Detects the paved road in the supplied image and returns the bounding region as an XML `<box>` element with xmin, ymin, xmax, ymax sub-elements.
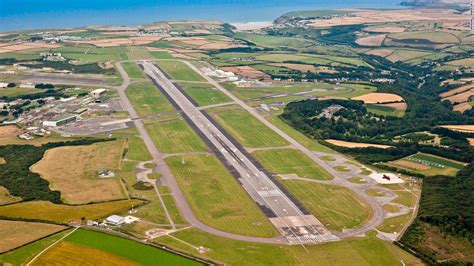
<box><xmin>182</xmin><ymin>60</ymin><xmax>387</xmax><ymax>239</ymax></box>
<box><xmin>141</xmin><ymin>61</ymin><xmax>337</xmax><ymax>244</ymax></box>
<box><xmin>114</xmin><ymin>62</ymin><xmax>287</xmax><ymax>244</ymax></box>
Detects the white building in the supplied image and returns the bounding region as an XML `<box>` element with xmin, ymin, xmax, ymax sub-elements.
<box><xmin>0</xmin><ymin>83</ymin><xmax>9</xmax><ymax>88</ymax></box>
<box><xmin>91</xmin><ymin>88</ymin><xmax>107</xmax><ymax>97</ymax></box>
<box><xmin>42</xmin><ymin>114</ymin><xmax>77</xmax><ymax>127</ymax></box>
<box><xmin>105</xmin><ymin>215</ymin><xmax>125</xmax><ymax>226</ymax></box>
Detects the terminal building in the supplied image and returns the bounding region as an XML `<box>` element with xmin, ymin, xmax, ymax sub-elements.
<box><xmin>42</xmin><ymin>114</ymin><xmax>77</xmax><ymax>127</ymax></box>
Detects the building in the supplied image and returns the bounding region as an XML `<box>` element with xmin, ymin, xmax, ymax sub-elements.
<box><xmin>91</xmin><ymin>88</ymin><xmax>107</xmax><ymax>97</ymax></box>
<box><xmin>105</xmin><ymin>215</ymin><xmax>125</xmax><ymax>226</ymax></box>
<box><xmin>42</xmin><ymin>114</ymin><xmax>77</xmax><ymax>127</ymax></box>
<box><xmin>0</xmin><ymin>83</ymin><xmax>9</xmax><ymax>88</ymax></box>
<box><xmin>20</xmin><ymin>83</ymin><xmax>35</xmax><ymax>89</ymax></box>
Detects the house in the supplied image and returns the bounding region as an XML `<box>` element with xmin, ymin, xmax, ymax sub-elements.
<box><xmin>91</xmin><ymin>88</ymin><xmax>107</xmax><ymax>97</ymax></box>
<box><xmin>105</xmin><ymin>215</ymin><xmax>125</xmax><ymax>226</ymax></box>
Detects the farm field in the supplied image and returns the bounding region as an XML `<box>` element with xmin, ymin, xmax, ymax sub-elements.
<box><xmin>351</xmin><ymin>93</ymin><xmax>404</xmax><ymax>104</ymax></box>
<box><xmin>32</xmin><ymin>229</ymin><xmax>202</xmax><ymax>265</ymax></box>
<box><xmin>122</xmin><ymin>62</ymin><xmax>145</xmax><ymax>79</ymax></box>
<box><xmin>389</xmin><ymin>31</ymin><xmax>459</xmax><ymax>44</ymax></box>
<box><xmin>145</xmin><ymin>116</ymin><xmax>208</xmax><ymax>154</ymax></box>
<box><xmin>233</xmin><ymin>32</ymin><xmax>312</xmax><ymax>49</ymax></box>
<box><xmin>0</xmin><ymin>185</ymin><xmax>20</xmax><ymax>205</ymax></box>
<box><xmin>125</xmin><ymin>82</ymin><xmax>174</xmax><ymax>116</ymax></box>
<box><xmin>281</xmin><ymin>179</ymin><xmax>371</xmax><ymax>231</ymax></box>
<box><xmin>252</xmin><ymin>149</ymin><xmax>333</xmax><ymax>180</ymax></box>
<box><xmin>31</xmin><ymin>140</ymin><xmax>127</xmax><ymax>204</ymax></box>
<box><xmin>0</xmin><ymin>199</ymin><xmax>142</xmax><ymax>223</ymax></box>
<box><xmin>440</xmin><ymin>125</ymin><xmax>474</xmax><ymax>133</ymax></box>
<box><xmin>155</xmin><ymin>60</ymin><xmax>206</xmax><ymax>82</ymax></box>
<box><xmin>210</xmin><ymin>108</ymin><xmax>289</xmax><ymax>148</ymax></box>
<box><xmin>165</xmin><ymin>154</ymin><xmax>278</xmax><ymax>237</ymax></box>
<box><xmin>386</xmin><ymin>153</ymin><xmax>465</xmax><ymax>176</ymax></box>
<box><xmin>325</xmin><ymin>139</ymin><xmax>393</xmax><ymax>149</ymax></box>
<box><xmin>0</xmin><ymin>220</ymin><xmax>66</xmax><ymax>253</ymax></box>
<box><xmin>0</xmin><ymin>87</ymin><xmax>44</xmax><ymax>98</ymax></box>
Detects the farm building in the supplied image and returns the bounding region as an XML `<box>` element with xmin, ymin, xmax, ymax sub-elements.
<box><xmin>42</xmin><ymin>114</ymin><xmax>77</xmax><ymax>127</ymax></box>
<box><xmin>91</xmin><ymin>88</ymin><xmax>107</xmax><ymax>97</ymax></box>
<box><xmin>105</xmin><ymin>215</ymin><xmax>125</xmax><ymax>226</ymax></box>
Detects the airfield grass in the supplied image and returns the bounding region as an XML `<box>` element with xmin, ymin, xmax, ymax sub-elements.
<box><xmin>145</xmin><ymin>116</ymin><xmax>208</xmax><ymax>154</ymax></box>
<box><xmin>0</xmin><ymin>229</ymin><xmax>72</xmax><ymax>266</ymax></box>
<box><xmin>265</xmin><ymin>115</ymin><xmax>334</xmax><ymax>153</ymax></box>
<box><xmin>162</xmin><ymin>194</ymin><xmax>187</xmax><ymax>225</ymax></box>
<box><xmin>210</xmin><ymin>109</ymin><xmax>289</xmax><ymax>148</ymax></box>
<box><xmin>165</xmin><ymin>154</ymin><xmax>278</xmax><ymax>238</ymax></box>
<box><xmin>33</xmin><ymin>229</ymin><xmax>201</xmax><ymax>266</ymax></box>
<box><xmin>334</xmin><ymin>165</ymin><xmax>351</xmax><ymax>172</ymax></box>
<box><xmin>126</xmin><ymin>82</ymin><xmax>174</xmax><ymax>116</ymax></box>
<box><xmin>154</xmin><ymin>229</ymin><xmax>421</xmax><ymax>265</ymax></box>
<box><xmin>0</xmin><ymin>199</ymin><xmax>142</xmax><ymax>223</ymax></box>
<box><xmin>0</xmin><ymin>220</ymin><xmax>66</xmax><ymax>253</ymax></box>
<box><xmin>392</xmin><ymin>191</ymin><xmax>417</xmax><ymax>207</ymax></box>
<box><xmin>122</xmin><ymin>62</ymin><xmax>145</xmax><ymax>79</ymax></box>
<box><xmin>126</xmin><ymin>135</ymin><xmax>152</xmax><ymax>161</ymax></box>
<box><xmin>349</xmin><ymin>177</ymin><xmax>368</xmax><ymax>184</ymax></box>
<box><xmin>125</xmin><ymin>46</ymin><xmax>153</xmax><ymax>60</ymax></box>
<box><xmin>155</xmin><ymin>60</ymin><xmax>206</xmax><ymax>82</ymax></box>
<box><xmin>253</xmin><ymin>149</ymin><xmax>333</xmax><ymax>181</ymax></box>
<box><xmin>377</xmin><ymin>212</ymin><xmax>413</xmax><ymax>234</ymax></box>
<box><xmin>31</xmin><ymin>140</ymin><xmax>127</xmax><ymax>204</ymax></box>
<box><xmin>0</xmin><ymin>87</ymin><xmax>44</xmax><ymax>97</ymax></box>
<box><xmin>150</xmin><ymin>51</ymin><xmax>175</xmax><ymax>59</ymax></box>
<box><xmin>366</xmin><ymin>189</ymin><xmax>385</xmax><ymax>197</ymax></box>
<box><xmin>183</xmin><ymin>88</ymin><xmax>231</xmax><ymax>106</ymax></box>
<box><xmin>134</xmin><ymin>197</ymin><xmax>169</xmax><ymax>224</ymax></box>
<box><xmin>281</xmin><ymin>179</ymin><xmax>371</xmax><ymax>231</ymax></box>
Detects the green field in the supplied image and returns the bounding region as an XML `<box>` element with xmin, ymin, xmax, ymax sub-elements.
<box><xmin>150</xmin><ymin>51</ymin><xmax>175</xmax><ymax>59</ymax></box>
<box><xmin>125</xmin><ymin>82</ymin><xmax>174</xmax><ymax>116</ymax></box>
<box><xmin>165</xmin><ymin>154</ymin><xmax>278</xmax><ymax>237</ymax></box>
<box><xmin>366</xmin><ymin>104</ymin><xmax>405</xmax><ymax>117</ymax></box>
<box><xmin>145</xmin><ymin>116</ymin><xmax>208</xmax><ymax>154</ymax></box>
<box><xmin>34</xmin><ymin>229</ymin><xmax>202</xmax><ymax>265</ymax></box>
<box><xmin>253</xmin><ymin>149</ymin><xmax>333</xmax><ymax>180</ymax></box>
<box><xmin>54</xmin><ymin>46</ymin><xmax>128</xmax><ymax>63</ymax></box>
<box><xmin>410</xmin><ymin>153</ymin><xmax>465</xmax><ymax>169</ymax></box>
<box><xmin>122</xmin><ymin>62</ymin><xmax>145</xmax><ymax>79</ymax></box>
<box><xmin>234</xmin><ymin>32</ymin><xmax>312</xmax><ymax>49</ymax></box>
<box><xmin>281</xmin><ymin>179</ymin><xmax>371</xmax><ymax>231</ymax></box>
<box><xmin>0</xmin><ymin>87</ymin><xmax>43</xmax><ymax>98</ymax></box>
<box><xmin>210</xmin><ymin>109</ymin><xmax>289</xmax><ymax>148</ymax></box>
<box><xmin>385</xmin><ymin>153</ymin><xmax>465</xmax><ymax>177</ymax></box>
<box><xmin>154</xmin><ymin>228</ymin><xmax>420</xmax><ymax>265</ymax></box>
<box><xmin>155</xmin><ymin>60</ymin><xmax>206</xmax><ymax>82</ymax></box>
<box><xmin>377</xmin><ymin>212</ymin><xmax>413</xmax><ymax>234</ymax></box>
<box><xmin>183</xmin><ymin>88</ymin><xmax>231</xmax><ymax>106</ymax></box>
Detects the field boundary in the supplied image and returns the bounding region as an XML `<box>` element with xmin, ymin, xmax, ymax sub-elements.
<box><xmin>26</xmin><ymin>227</ymin><xmax>78</xmax><ymax>266</ymax></box>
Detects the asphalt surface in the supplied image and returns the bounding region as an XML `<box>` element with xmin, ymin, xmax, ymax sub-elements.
<box><xmin>140</xmin><ymin>61</ymin><xmax>337</xmax><ymax>244</ymax></box>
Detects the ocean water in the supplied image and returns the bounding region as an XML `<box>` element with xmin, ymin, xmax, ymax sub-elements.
<box><xmin>0</xmin><ymin>0</ymin><xmax>401</xmax><ymax>32</ymax></box>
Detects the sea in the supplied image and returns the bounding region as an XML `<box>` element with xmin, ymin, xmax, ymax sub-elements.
<box><xmin>0</xmin><ymin>0</ymin><xmax>402</xmax><ymax>32</ymax></box>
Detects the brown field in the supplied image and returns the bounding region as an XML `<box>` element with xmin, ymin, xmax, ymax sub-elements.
<box><xmin>31</xmin><ymin>140</ymin><xmax>127</xmax><ymax>204</ymax></box>
<box><xmin>0</xmin><ymin>42</ymin><xmax>60</xmax><ymax>54</ymax></box>
<box><xmin>386</xmin><ymin>50</ymin><xmax>431</xmax><ymax>62</ymax></box>
<box><xmin>381</xmin><ymin>102</ymin><xmax>408</xmax><ymax>111</ymax></box>
<box><xmin>355</xmin><ymin>34</ymin><xmax>386</xmax><ymax>46</ymax></box>
<box><xmin>0</xmin><ymin>125</ymin><xmax>21</xmax><ymax>137</ymax></box>
<box><xmin>308</xmin><ymin>9</ymin><xmax>468</xmax><ymax>28</ymax></box>
<box><xmin>364</xmin><ymin>26</ymin><xmax>406</xmax><ymax>33</ymax></box>
<box><xmin>0</xmin><ymin>220</ymin><xmax>66</xmax><ymax>253</ymax></box>
<box><xmin>164</xmin><ymin>36</ymin><xmax>239</xmax><ymax>50</ymax></box>
<box><xmin>365</xmin><ymin>49</ymin><xmax>394</xmax><ymax>57</ymax></box>
<box><xmin>439</xmin><ymin>83</ymin><xmax>474</xmax><ymax>98</ymax></box>
<box><xmin>352</xmin><ymin>93</ymin><xmax>404</xmax><ymax>104</ymax></box>
<box><xmin>447</xmin><ymin>58</ymin><xmax>474</xmax><ymax>67</ymax></box>
<box><xmin>393</xmin><ymin>160</ymin><xmax>429</xmax><ymax>170</ymax></box>
<box><xmin>73</xmin><ymin>36</ymin><xmax>165</xmax><ymax>47</ymax></box>
<box><xmin>0</xmin><ymin>199</ymin><xmax>142</xmax><ymax>223</ymax></box>
<box><xmin>440</xmin><ymin>125</ymin><xmax>474</xmax><ymax>133</ymax></box>
<box><xmin>443</xmin><ymin>89</ymin><xmax>474</xmax><ymax>104</ymax></box>
<box><xmin>453</xmin><ymin>102</ymin><xmax>472</xmax><ymax>113</ymax></box>
<box><xmin>0</xmin><ymin>157</ymin><xmax>5</xmax><ymax>164</ymax></box>
<box><xmin>326</xmin><ymin>139</ymin><xmax>393</xmax><ymax>149</ymax></box>
<box><xmin>0</xmin><ymin>186</ymin><xmax>21</xmax><ymax>205</ymax></box>
<box><xmin>221</xmin><ymin>65</ymin><xmax>270</xmax><ymax>79</ymax></box>
<box><xmin>467</xmin><ymin>138</ymin><xmax>474</xmax><ymax>146</ymax></box>
<box><xmin>32</xmin><ymin>241</ymin><xmax>138</xmax><ymax>266</ymax></box>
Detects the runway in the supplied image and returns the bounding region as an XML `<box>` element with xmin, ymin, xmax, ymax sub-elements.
<box><xmin>140</xmin><ymin>61</ymin><xmax>338</xmax><ymax>244</ymax></box>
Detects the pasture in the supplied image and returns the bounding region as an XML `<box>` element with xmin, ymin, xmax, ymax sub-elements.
<box><xmin>126</xmin><ymin>82</ymin><xmax>174</xmax><ymax>116</ymax></box>
<box><xmin>32</xmin><ymin>229</ymin><xmax>201</xmax><ymax>265</ymax></box>
<box><xmin>165</xmin><ymin>154</ymin><xmax>278</xmax><ymax>237</ymax></box>
<box><xmin>210</xmin><ymin>108</ymin><xmax>289</xmax><ymax>148</ymax></box>
<box><xmin>325</xmin><ymin>139</ymin><xmax>393</xmax><ymax>149</ymax></box>
<box><xmin>0</xmin><ymin>220</ymin><xmax>66</xmax><ymax>253</ymax></box>
<box><xmin>155</xmin><ymin>60</ymin><xmax>206</xmax><ymax>82</ymax></box>
<box><xmin>351</xmin><ymin>93</ymin><xmax>404</xmax><ymax>104</ymax></box>
<box><xmin>145</xmin><ymin>116</ymin><xmax>208</xmax><ymax>153</ymax></box>
<box><xmin>0</xmin><ymin>199</ymin><xmax>142</xmax><ymax>223</ymax></box>
<box><xmin>0</xmin><ymin>87</ymin><xmax>44</xmax><ymax>98</ymax></box>
<box><xmin>252</xmin><ymin>149</ymin><xmax>333</xmax><ymax>180</ymax></box>
<box><xmin>31</xmin><ymin>140</ymin><xmax>127</xmax><ymax>204</ymax></box>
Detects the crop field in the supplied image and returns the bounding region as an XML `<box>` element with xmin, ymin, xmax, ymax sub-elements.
<box><xmin>155</xmin><ymin>60</ymin><xmax>206</xmax><ymax>82</ymax></box>
<box><xmin>183</xmin><ymin>87</ymin><xmax>231</xmax><ymax>106</ymax></box>
<box><xmin>325</xmin><ymin>139</ymin><xmax>393</xmax><ymax>149</ymax></box>
<box><xmin>252</xmin><ymin>149</ymin><xmax>333</xmax><ymax>180</ymax></box>
<box><xmin>281</xmin><ymin>179</ymin><xmax>370</xmax><ymax>231</ymax></box>
<box><xmin>145</xmin><ymin>116</ymin><xmax>208</xmax><ymax>154</ymax></box>
<box><xmin>32</xmin><ymin>229</ymin><xmax>201</xmax><ymax>266</ymax></box>
<box><xmin>234</xmin><ymin>32</ymin><xmax>312</xmax><ymax>49</ymax></box>
<box><xmin>356</xmin><ymin>34</ymin><xmax>386</xmax><ymax>46</ymax></box>
<box><xmin>0</xmin><ymin>229</ymin><xmax>71</xmax><ymax>265</ymax></box>
<box><xmin>155</xmin><ymin>229</ymin><xmax>421</xmax><ymax>265</ymax></box>
<box><xmin>0</xmin><ymin>199</ymin><xmax>142</xmax><ymax>223</ymax></box>
<box><xmin>125</xmin><ymin>82</ymin><xmax>174</xmax><ymax>116</ymax></box>
<box><xmin>31</xmin><ymin>140</ymin><xmax>127</xmax><ymax>204</ymax></box>
<box><xmin>210</xmin><ymin>108</ymin><xmax>289</xmax><ymax>148</ymax></box>
<box><xmin>440</xmin><ymin>124</ymin><xmax>474</xmax><ymax>133</ymax></box>
<box><xmin>165</xmin><ymin>154</ymin><xmax>278</xmax><ymax>237</ymax></box>
<box><xmin>352</xmin><ymin>93</ymin><xmax>404</xmax><ymax>104</ymax></box>
<box><xmin>446</xmin><ymin>58</ymin><xmax>474</xmax><ymax>68</ymax></box>
<box><xmin>0</xmin><ymin>220</ymin><xmax>66</xmax><ymax>253</ymax></box>
<box><xmin>0</xmin><ymin>185</ymin><xmax>20</xmax><ymax>205</ymax></box>
<box><xmin>122</xmin><ymin>62</ymin><xmax>145</xmax><ymax>79</ymax></box>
